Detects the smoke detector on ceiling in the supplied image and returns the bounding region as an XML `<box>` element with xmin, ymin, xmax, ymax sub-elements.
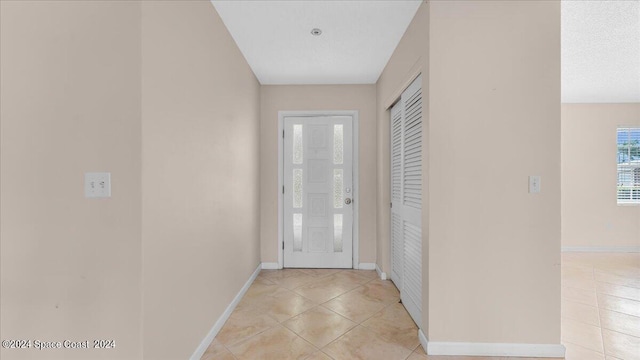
<box><xmin>310</xmin><ymin>28</ymin><xmax>322</xmax><ymax>36</ymax></box>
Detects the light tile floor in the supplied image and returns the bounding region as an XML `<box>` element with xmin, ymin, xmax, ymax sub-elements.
<box><xmin>202</xmin><ymin>253</ymin><xmax>640</xmax><ymax>360</ymax></box>
<box><xmin>561</xmin><ymin>252</ymin><xmax>640</xmax><ymax>360</ymax></box>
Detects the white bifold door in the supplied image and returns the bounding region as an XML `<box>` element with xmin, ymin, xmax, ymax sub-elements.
<box><xmin>283</xmin><ymin>116</ymin><xmax>353</xmax><ymax>268</ymax></box>
<box><xmin>390</xmin><ymin>75</ymin><xmax>423</xmax><ymax>327</ymax></box>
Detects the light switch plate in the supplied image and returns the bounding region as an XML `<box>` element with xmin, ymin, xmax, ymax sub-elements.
<box><xmin>85</xmin><ymin>172</ymin><xmax>111</xmax><ymax>198</ymax></box>
<box><xmin>529</xmin><ymin>175</ymin><xmax>541</xmax><ymax>194</ymax></box>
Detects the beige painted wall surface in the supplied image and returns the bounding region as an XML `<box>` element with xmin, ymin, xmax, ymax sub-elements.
<box><xmin>260</xmin><ymin>85</ymin><xmax>377</xmax><ymax>265</ymax></box>
<box><xmin>141</xmin><ymin>1</ymin><xmax>261</xmax><ymax>359</ymax></box>
<box><xmin>562</xmin><ymin>103</ymin><xmax>640</xmax><ymax>249</ymax></box>
<box><xmin>1</xmin><ymin>1</ymin><xmax>142</xmax><ymax>359</ymax></box>
<box><xmin>428</xmin><ymin>0</ymin><xmax>561</xmax><ymax>343</ymax></box>
<box><xmin>375</xmin><ymin>3</ymin><xmax>429</xmax><ymax>331</ymax></box>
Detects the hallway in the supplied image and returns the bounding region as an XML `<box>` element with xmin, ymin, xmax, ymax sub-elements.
<box><xmin>1</xmin><ymin>1</ymin><xmax>637</xmax><ymax>359</ymax></box>
<box><xmin>201</xmin><ymin>269</ymin><xmax>421</xmax><ymax>359</ymax></box>
<box><xmin>201</xmin><ymin>252</ymin><xmax>640</xmax><ymax>360</ymax></box>
<box><xmin>201</xmin><ymin>269</ymin><xmax>565</xmax><ymax>360</ymax></box>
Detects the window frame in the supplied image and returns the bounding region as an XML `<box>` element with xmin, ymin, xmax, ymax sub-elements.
<box><xmin>616</xmin><ymin>127</ymin><xmax>640</xmax><ymax>205</ymax></box>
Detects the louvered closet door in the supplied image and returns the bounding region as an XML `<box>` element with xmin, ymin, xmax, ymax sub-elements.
<box><xmin>390</xmin><ymin>101</ymin><xmax>404</xmax><ymax>289</ymax></box>
<box><xmin>390</xmin><ymin>75</ymin><xmax>422</xmax><ymax>328</ymax></box>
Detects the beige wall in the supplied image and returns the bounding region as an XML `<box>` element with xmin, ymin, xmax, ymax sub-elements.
<box><xmin>260</xmin><ymin>85</ymin><xmax>377</xmax><ymax>265</ymax></box>
<box><xmin>375</xmin><ymin>4</ymin><xmax>430</xmax><ymax>331</ymax></box>
<box><xmin>428</xmin><ymin>0</ymin><xmax>561</xmax><ymax>343</ymax></box>
<box><xmin>1</xmin><ymin>1</ymin><xmax>261</xmax><ymax>359</ymax></box>
<box><xmin>141</xmin><ymin>1</ymin><xmax>260</xmax><ymax>359</ymax></box>
<box><xmin>1</xmin><ymin>1</ymin><xmax>142</xmax><ymax>359</ymax></box>
<box><xmin>562</xmin><ymin>103</ymin><xmax>640</xmax><ymax>249</ymax></box>
<box><xmin>2</xmin><ymin>0</ymin><xmax>565</xmax><ymax>355</ymax></box>
<box><xmin>377</xmin><ymin>0</ymin><xmax>561</xmax><ymax>345</ymax></box>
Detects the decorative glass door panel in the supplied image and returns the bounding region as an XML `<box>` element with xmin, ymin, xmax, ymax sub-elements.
<box><xmin>284</xmin><ymin>116</ymin><xmax>353</xmax><ymax>268</ymax></box>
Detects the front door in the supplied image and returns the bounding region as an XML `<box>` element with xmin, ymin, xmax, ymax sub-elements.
<box><xmin>283</xmin><ymin>115</ymin><xmax>353</xmax><ymax>268</ymax></box>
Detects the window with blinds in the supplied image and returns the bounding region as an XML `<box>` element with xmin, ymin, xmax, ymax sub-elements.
<box><xmin>617</xmin><ymin>127</ymin><xmax>640</xmax><ymax>204</ymax></box>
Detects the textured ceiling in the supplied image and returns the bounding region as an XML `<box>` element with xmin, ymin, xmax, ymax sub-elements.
<box><xmin>211</xmin><ymin>0</ymin><xmax>422</xmax><ymax>85</ymax></box>
<box><xmin>562</xmin><ymin>0</ymin><xmax>640</xmax><ymax>103</ymax></box>
<box><xmin>212</xmin><ymin>0</ymin><xmax>640</xmax><ymax>102</ymax></box>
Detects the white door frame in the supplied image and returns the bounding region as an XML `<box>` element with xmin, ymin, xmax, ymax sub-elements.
<box><xmin>278</xmin><ymin>110</ymin><xmax>359</xmax><ymax>269</ymax></box>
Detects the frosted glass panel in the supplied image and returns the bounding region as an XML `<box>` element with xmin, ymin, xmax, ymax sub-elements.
<box><xmin>334</xmin><ymin>124</ymin><xmax>343</xmax><ymax>164</ymax></box>
<box><xmin>293</xmin><ymin>125</ymin><xmax>303</xmax><ymax>164</ymax></box>
<box><xmin>293</xmin><ymin>169</ymin><xmax>303</xmax><ymax>208</ymax></box>
<box><xmin>293</xmin><ymin>214</ymin><xmax>302</xmax><ymax>252</ymax></box>
<box><xmin>334</xmin><ymin>214</ymin><xmax>343</xmax><ymax>252</ymax></box>
<box><xmin>333</xmin><ymin>169</ymin><xmax>343</xmax><ymax>208</ymax></box>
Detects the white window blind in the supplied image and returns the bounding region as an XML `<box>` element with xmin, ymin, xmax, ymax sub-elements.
<box><xmin>617</xmin><ymin>127</ymin><xmax>640</xmax><ymax>204</ymax></box>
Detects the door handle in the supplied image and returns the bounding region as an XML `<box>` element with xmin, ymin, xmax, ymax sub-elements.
<box><xmin>345</xmin><ymin>198</ymin><xmax>352</xmax><ymax>205</ymax></box>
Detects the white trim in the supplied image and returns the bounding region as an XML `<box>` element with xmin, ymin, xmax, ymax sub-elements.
<box><xmin>426</xmin><ymin>341</ymin><xmax>565</xmax><ymax>358</ymax></box>
<box><xmin>189</xmin><ymin>264</ymin><xmax>261</xmax><ymax>360</ymax></box>
<box><xmin>383</xmin><ymin>58</ymin><xmax>423</xmax><ymax>109</ymax></box>
<box><xmin>375</xmin><ymin>264</ymin><xmax>387</xmax><ymax>280</ymax></box>
<box><xmin>418</xmin><ymin>329</ymin><xmax>428</xmax><ymax>354</ymax></box>
<box><xmin>278</xmin><ymin>110</ymin><xmax>360</xmax><ymax>269</ymax></box>
<box><xmin>358</xmin><ymin>263</ymin><xmax>376</xmax><ymax>270</ymax></box>
<box><xmin>617</xmin><ymin>201</ymin><xmax>640</xmax><ymax>206</ymax></box>
<box><xmin>278</xmin><ymin>116</ymin><xmax>284</xmax><ymax>269</ymax></box>
<box><xmin>353</xmin><ymin>114</ymin><xmax>360</xmax><ymax>268</ymax></box>
<box><xmin>261</xmin><ymin>262</ymin><xmax>280</xmax><ymax>270</ymax></box>
<box><xmin>562</xmin><ymin>246</ymin><xmax>640</xmax><ymax>253</ymax></box>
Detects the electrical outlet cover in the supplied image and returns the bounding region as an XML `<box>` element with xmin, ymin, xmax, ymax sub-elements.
<box><xmin>529</xmin><ymin>175</ymin><xmax>541</xmax><ymax>194</ymax></box>
<box><xmin>85</xmin><ymin>172</ymin><xmax>111</xmax><ymax>198</ymax></box>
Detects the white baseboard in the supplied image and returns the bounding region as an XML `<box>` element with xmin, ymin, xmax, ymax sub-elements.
<box><xmin>190</xmin><ymin>264</ymin><xmax>261</xmax><ymax>360</ymax></box>
<box><xmin>426</xmin><ymin>341</ymin><xmax>565</xmax><ymax>358</ymax></box>
<box><xmin>562</xmin><ymin>246</ymin><xmax>640</xmax><ymax>253</ymax></box>
<box><xmin>375</xmin><ymin>264</ymin><xmax>387</xmax><ymax>280</ymax></box>
<box><xmin>261</xmin><ymin>262</ymin><xmax>280</xmax><ymax>270</ymax></box>
<box><xmin>418</xmin><ymin>328</ymin><xmax>428</xmax><ymax>353</ymax></box>
<box><xmin>418</xmin><ymin>328</ymin><xmax>565</xmax><ymax>358</ymax></box>
<box><xmin>358</xmin><ymin>263</ymin><xmax>376</xmax><ymax>270</ymax></box>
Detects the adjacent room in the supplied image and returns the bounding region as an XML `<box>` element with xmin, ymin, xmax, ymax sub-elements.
<box><xmin>0</xmin><ymin>0</ymin><xmax>638</xmax><ymax>360</ymax></box>
<box><xmin>560</xmin><ymin>2</ymin><xmax>640</xmax><ymax>359</ymax></box>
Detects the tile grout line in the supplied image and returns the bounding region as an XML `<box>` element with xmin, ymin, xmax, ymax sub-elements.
<box><xmin>286</xmin><ymin>325</ymin><xmax>323</xmax><ymax>359</ymax></box>
<box><xmin>317</xmin><ymin>323</ymin><xmax>363</xmax><ymax>356</ymax></box>
<box><xmin>221</xmin><ymin>343</ymin><xmax>238</xmax><ymax>360</ymax></box>
<box><xmin>222</xmin><ymin>324</ymin><xmax>278</xmax><ymax>352</ymax></box>
<box><xmin>560</xmin><ymin>284</ymin><xmax>598</xmax><ymax>306</ymax></box>
<box><xmin>597</xmin><ymin>300</ymin><xmax>640</xmax><ymax>321</ymax></box>
<box><xmin>359</xmin><ymin>298</ymin><xmax>400</xmax><ymax>326</ymax></box>
<box><xmin>560</xmin><ymin>315</ymin><xmax>599</xmax><ymax>329</ymax></box>
<box><xmin>563</xmin><ymin>340</ymin><xmax>605</xmax><ymax>356</ymax></box>
<box><xmin>291</xmin><ymin>283</ymin><xmax>364</xmax><ymax>304</ymax></box>
<box><xmin>346</xmin><ymin>295</ymin><xmax>420</xmax><ymax>352</ymax></box>
<box><xmin>592</xmin><ymin>263</ymin><xmax>608</xmax><ymax>357</ymax></box>
<box><xmin>599</xmin><ymin>325</ymin><xmax>640</xmax><ymax>340</ymax></box>
<box><xmin>316</xmin><ymin>299</ymin><xmax>363</xmax><ymax>325</ymax></box>
<box><xmin>560</xmin><ymin>297</ymin><xmax>602</xmax><ymax>328</ymax></box>
<box><xmin>214</xmin><ymin>270</ymin><xmax>422</xmax><ymax>359</ymax></box>
<box><xmin>317</xmin><ymin>284</ymin><xmax>401</xmax><ymax>325</ymax></box>
<box><xmin>592</xmin><ymin>273</ymin><xmax>640</xmax><ymax>289</ymax></box>
<box><xmin>596</xmin><ymin>290</ymin><xmax>640</xmax><ymax>304</ymax></box>
<box><xmin>276</xmin><ymin>284</ymin><xmax>320</xmax><ymax>305</ymax></box>
<box><xmin>219</xmin><ymin>283</ymin><xmax>291</xmax><ymax>352</ymax></box>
